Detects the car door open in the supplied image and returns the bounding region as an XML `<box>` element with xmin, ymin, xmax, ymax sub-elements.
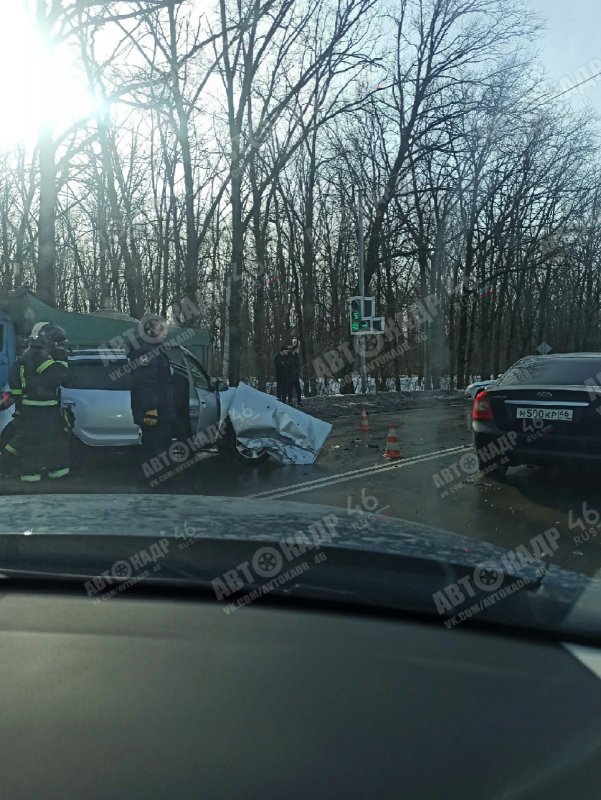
<box><xmin>181</xmin><ymin>350</ymin><xmax>220</xmax><ymax>444</ymax></box>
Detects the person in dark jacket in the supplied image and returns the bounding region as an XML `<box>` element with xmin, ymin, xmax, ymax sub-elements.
<box><xmin>128</xmin><ymin>315</ymin><xmax>176</xmax><ymax>475</ymax></box>
<box><xmin>274</xmin><ymin>344</ymin><xmax>290</xmax><ymax>402</ymax></box>
<box><xmin>0</xmin><ymin>359</ymin><xmax>24</xmax><ymax>477</ymax></box>
<box><xmin>13</xmin><ymin>323</ymin><xmax>70</xmax><ymax>482</ymax></box>
<box><xmin>0</xmin><ymin>322</ymin><xmax>52</xmax><ymax>477</ymax></box>
<box><xmin>286</xmin><ymin>342</ymin><xmax>303</xmax><ymax>407</ymax></box>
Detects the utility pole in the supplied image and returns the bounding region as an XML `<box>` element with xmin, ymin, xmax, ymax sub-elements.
<box><xmin>358</xmin><ymin>188</ymin><xmax>367</xmax><ymax>394</ymax></box>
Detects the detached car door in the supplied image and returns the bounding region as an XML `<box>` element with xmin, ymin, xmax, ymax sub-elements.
<box><xmin>180</xmin><ymin>349</ymin><xmax>219</xmax><ymax>443</ymax></box>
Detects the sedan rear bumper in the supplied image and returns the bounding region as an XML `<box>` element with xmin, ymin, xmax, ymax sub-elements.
<box><xmin>473</xmin><ymin>420</ymin><xmax>601</xmax><ymax>465</ymax></box>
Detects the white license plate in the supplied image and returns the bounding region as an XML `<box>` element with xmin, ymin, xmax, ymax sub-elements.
<box><xmin>516</xmin><ymin>408</ymin><xmax>573</xmax><ymax>421</ymax></box>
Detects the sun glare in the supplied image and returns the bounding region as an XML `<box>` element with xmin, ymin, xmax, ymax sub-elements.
<box><xmin>0</xmin><ymin>3</ymin><xmax>99</xmax><ymax>150</ymax></box>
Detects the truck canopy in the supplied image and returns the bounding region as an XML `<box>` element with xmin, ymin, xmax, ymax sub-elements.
<box><xmin>0</xmin><ymin>288</ymin><xmax>212</xmax><ymax>370</ymax></box>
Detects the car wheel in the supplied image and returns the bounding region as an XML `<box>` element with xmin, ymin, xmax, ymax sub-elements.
<box><xmin>223</xmin><ymin>418</ymin><xmax>269</xmax><ymax>464</ymax></box>
<box><xmin>233</xmin><ymin>439</ymin><xmax>269</xmax><ymax>464</ymax></box>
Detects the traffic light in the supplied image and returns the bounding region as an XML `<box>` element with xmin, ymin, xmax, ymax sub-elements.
<box><xmin>349</xmin><ymin>296</ymin><xmax>385</xmax><ymax>336</ymax></box>
<box><xmin>350</xmin><ymin>297</ymin><xmax>370</xmax><ymax>333</ymax></box>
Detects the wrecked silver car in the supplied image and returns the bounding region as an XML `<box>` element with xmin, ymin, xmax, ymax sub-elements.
<box><xmin>0</xmin><ymin>346</ymin><xmax>332</xmax><ymax>467</ymax></box>
<box><xmin>219</xmin><ymin>383</ymin><xmax>332</xmax><ymax>465</ymax></box>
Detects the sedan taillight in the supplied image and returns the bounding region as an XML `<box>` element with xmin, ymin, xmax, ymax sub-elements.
<box><xmin>472</xmin><ymin>390</ymin><xmax>494</xmax><ymax>420</ymax></box>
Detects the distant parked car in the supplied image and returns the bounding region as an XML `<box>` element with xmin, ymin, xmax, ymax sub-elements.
<box><xmin>464</xmin><ymin>377</ymin><xmax>501</xmax><ymax>400</ymax></box>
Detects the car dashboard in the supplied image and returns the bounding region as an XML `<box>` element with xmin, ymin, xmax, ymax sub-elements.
<box><xmin>0</xmin><ymin>588</ymin><xmax>599</xmax><ymax>799</ymax></box>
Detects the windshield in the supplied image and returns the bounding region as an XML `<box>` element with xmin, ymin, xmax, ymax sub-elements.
<box><xmin>0</xmin><ymin>0</ymin><xmax>600</xmax><ymax>646</ymax></box>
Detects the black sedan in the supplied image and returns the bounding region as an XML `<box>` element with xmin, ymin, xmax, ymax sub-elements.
<box><xmin>472</xmin><ymin>353</ymin><xmax>601</xmax><ymax>475</ymax></box>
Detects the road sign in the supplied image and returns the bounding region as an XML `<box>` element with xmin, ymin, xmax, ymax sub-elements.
<box><xmin>537</xmin><ymin>341</ymin><xmax>552</xmax><ymax>355</ymax></box>
<box><xmin>349</xmin><ymin>296</ymin><xmax>385</xmax><ymax>336</ymax></box>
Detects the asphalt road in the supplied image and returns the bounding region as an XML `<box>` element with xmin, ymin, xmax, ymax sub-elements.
<box><xmin>2</xmin><ymin>398</ymin><xmax>601</xmax><ymax>577</ymax></box>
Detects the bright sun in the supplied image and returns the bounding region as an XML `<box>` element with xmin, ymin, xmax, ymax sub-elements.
<box><xmin>0</xmin><ymin>2</ymin><xmax>99</xmax><ymax>150</ymax></box>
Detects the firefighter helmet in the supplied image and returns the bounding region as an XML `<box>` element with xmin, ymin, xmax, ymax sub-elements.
<box><xmin>30</xmin><ymin>321</ymin><xmax>50</xmax><ymax>339</ymax></box>
<box><xmin>37</xmin><ymin>323</ymin><xmax>68</xmax><ymax>347</ymax></box>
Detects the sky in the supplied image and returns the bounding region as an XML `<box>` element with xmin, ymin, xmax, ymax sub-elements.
<box><xmin>527</xmin><ymin>0</ymin><xmax>601</xmax><ymax>112</ymax></box>
<box><xmin>0</xmin><ymin>0</ymin><xmax>597</xmax><ymax>152</ymax></box>
<box><xmin>0</xmin><ymin>3</ymin><xmax>100</xmax><ymax>150</ymax></box>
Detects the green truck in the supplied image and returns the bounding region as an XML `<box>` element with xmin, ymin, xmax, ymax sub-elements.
<box><xmin>0</xmin><ymin>287</ymin><xmax>212</xmax><ymax>389</ymax></box>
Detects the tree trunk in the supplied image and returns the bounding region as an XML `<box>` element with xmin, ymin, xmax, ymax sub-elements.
<box><xmin>228</xmin><ymin>170</ymin><xmax>244</xmax><ymax>385</ymax></box>
<box><xmin>37</xmin><ymin>125</ymin><xmax>56</xmax><ymax>306</ymax></box>
<box><xmin>97</xmin><ymin>118</ymin><xmax>143</xmax><ymax>318</ymax></box>
<box><xmin>168</xmin><ymin>1</ymin><xmax>199</xmax><ymax>305</ymax></box>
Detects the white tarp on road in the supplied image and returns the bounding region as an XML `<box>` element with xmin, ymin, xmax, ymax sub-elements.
<box><xmin>219</xmin><ymin>382</ymin><xmax>332</xmax><ymax>465</ymax></box>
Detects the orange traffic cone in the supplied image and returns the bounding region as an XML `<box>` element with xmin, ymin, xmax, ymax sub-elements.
<box><xmin>359</xmin><ymin>407</ymin><xmax>369</xmax><ymax>432</ymax></box>
<box><xmin>383</xmin><ymin>421</ymin><xmax>403</xmax><ymax>459</ymax></box>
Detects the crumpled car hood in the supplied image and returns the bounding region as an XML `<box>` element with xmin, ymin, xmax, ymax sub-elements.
<box><xmin>219</xmin><ymin>383</ymin><xmax>332</xmax><ymax>464</ymax></box>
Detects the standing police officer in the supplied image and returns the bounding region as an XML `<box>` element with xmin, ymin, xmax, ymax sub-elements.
<box><xmin>14</xmin><ymin>323</ymin><xmax>70</xmax><ymax>482</ymax></box>
<box><xmin>286</xmin><ymin>341</ymin><xmax>303</xmax><ymax>407</ymax></box>
<box><xmin>128</xmin><ymin>315</ymin><xmax>176</xmax><ymax>475</ymax></box>
<box><xmin>274</xmin><ymin>344</ymin><xmax>290</xmax><ymax>402</ymax></box>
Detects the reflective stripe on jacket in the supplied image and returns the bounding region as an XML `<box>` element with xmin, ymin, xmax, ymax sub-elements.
<box><xmin>19</xmin><ymin>342</ymin><xmax>69</xmax><ymax>404</ymax></box>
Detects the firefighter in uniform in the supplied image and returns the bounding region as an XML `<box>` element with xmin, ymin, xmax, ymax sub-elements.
<box><xmin>0</xmin><ymin>359</ymin><xmax>24</xmax><ymax>476</ymax></box>
<box><xmin>14</xmin><ymin>323</ymin><xmax>70</xmax><ymax>482</ymax></box>
<box><xmin>0</xmin><ymin>322</ymin><xmax>51</xmax><ymax>477</ymax></box>
<box><xmin>128</xmin><ymin>315</ymin><xmax>176</xmax><ymax>476</ymax></box>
